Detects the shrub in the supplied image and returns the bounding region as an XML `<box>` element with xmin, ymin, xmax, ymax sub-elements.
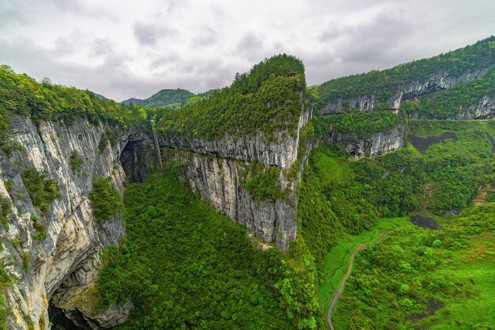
<box><xmin>401</xmin><ymin>298</ymin><xmax>414</xmax><ymax>309</ymax></box>
<box><xmin>432</xmin><ymin>239</ymin><xmax>442</xmax><ymax>248</ymax></box>
<box><xmin>242</xmin><ymin>162</ymin><xmax>285</xmax><ymax>200</ymax></box>
<box><xmin>21</xmin><ymin>167</ymin><xmax>60</xmax><ymax>213</ymax></box>
<box><xmin>32</xmin><ymin>221</ymin><xmax>47</xmax><ymax>241</ymax></box>
<box><xmin>399</xmin><ymin>284</ymin><xmax>410</xmax><ymax>295</ymax></box>
<box><xmin>89</xmin><ymin>177</ymin><xmax>122</xmax><ymax>222</ymax></box>
<box><xmin>69</xmin><ymin>151</ymin><xmax>83</xmax><ymax>173</ymax></box>
<box><xmin>0</xmin><ymin>201</ymin><xmax>9</xmax><ymax>229</ymax></box>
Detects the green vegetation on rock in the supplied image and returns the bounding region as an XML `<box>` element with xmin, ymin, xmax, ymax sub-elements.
<box><xmin>158</xmin><ymin>54</ymin><xmax>306</xmax><ymax>142</ymax></box>
<box><xmin>316</xmin><ymin>36</ymin><xmax>495</xmax><ymax>111</ymax></box>
<box><xmin>401</xmin><ymin>69</ymin><xmax>495</xmax><ymax>118</ymax></box>
<box><xmin>0</xmin><ymin>65</ymin><xmax>148</xmax><ymax>140</ymax></box>
<box><xmin>242</xmin><ymin>161</ymin><xmax>286</xmax><ymax>200</ymax></box>
<box><xmin>89</xmin><ymin>177</ymin><xmax>122</xmax><ymax>222</ymax></box>
<box><xmin>322</xmin><ymin>110</ymin><xmax>403</xmax><ymax>138</ymax></box>
<box><xmin>21</xmin><ymin>167</ymin><xmax>60</xmax><ymax>214</ymax></box>
<box><xmin>95</xmin><ymin>167</ymin><xmax>320</xmax><ymax>329</ymax></box>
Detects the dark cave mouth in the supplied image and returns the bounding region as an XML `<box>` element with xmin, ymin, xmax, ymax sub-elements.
<box><xmin>48</xmin><ymin>305</ymin><xmax>88</xmax><ymax>330</ymax></box>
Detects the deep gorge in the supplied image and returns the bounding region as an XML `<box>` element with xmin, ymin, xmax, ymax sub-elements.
<box><xmin>0</xmin><ymin>37</ymin><xmax>495</xmax><ymax>329</ymax></box>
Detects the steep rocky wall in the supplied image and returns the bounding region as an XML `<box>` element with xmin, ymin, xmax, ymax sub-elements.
<box><xmin>445</xmin><ymin>95</ymin><xmax>495</xmax><ymax>120</ymax></box>
<box><xmin>320</xmin><ymin>66</ymin><xmax>494</xmax><ymax>115</ymax></box>
<box><xmin>160</xmin><ymin>109</ymin><xmax>312</xmax><ymax>170</ymax></box>
<box><xmin>325</xmin><ymin>123</ymin><xmax>405</xmax><ymax>158</ymax></box>
<box><xmin>177</xmin><ymin>154</ymin><xmax>297</xmax><ymax>251</ymax></box>
<box><xmin>163</xmin><ymin>108</ymin><xmax>312</xmax><ymax>251</ymax></box>
<box><xmin>0</xmin><ymin>115</ymin><xmax>130</xmax><ymax>329</ymax></box>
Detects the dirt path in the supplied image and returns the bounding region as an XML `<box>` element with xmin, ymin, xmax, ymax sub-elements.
<box><xmin>326</xmin><ymin>231</ymin><xmax>391</xmax><ymax>330</ymax></box>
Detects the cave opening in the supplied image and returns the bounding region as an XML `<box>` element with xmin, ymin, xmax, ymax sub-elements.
<box><xmin>119</xmin><ymin>134</ymin><xmax>157</xmax><ymax>183</ymax></box>
<box><xmin>48</xmin><ymin>305</ymin><xmax>88</xmax><ymax>330</ymax></box>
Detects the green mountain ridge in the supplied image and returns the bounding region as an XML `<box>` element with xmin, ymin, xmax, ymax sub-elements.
<box><xmin>0</xmin><ymin>36</ymin><xmax>495</xmax><ymax>330</ymax></box>
<box><xmin>122</xmin><ymin>88</ymin><xmax>195</xmax><ymax>109</ymax></box>
<box><xmin>316</xmin><ymin>35</ymin><xmax>495</xmax><ymax>115</ymax></box>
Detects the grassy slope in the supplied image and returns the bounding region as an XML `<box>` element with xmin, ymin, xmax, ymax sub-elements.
<box><xmin>310</xmin><ymin>119</ymin><xmax>495</xmax><ymax>329</ymax></box>
<box><xmin>332</xmin><ymin>207</ymin><xmax>495</xmax><ymax>329</ymax></box>
<box><xmin>318</xmin><ymin>217</ymin><xmax>402</xmax><ymax>312</ymax></box>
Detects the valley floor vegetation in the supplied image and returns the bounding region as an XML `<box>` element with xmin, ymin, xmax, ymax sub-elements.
<box><xmin>92</xmin><ymin>118</ymin><xmax>495</xmax><ymax>329</ymax></box>
<box><xmin>300</xmin><ymin>119</ymin><xmax>495</xmax><ymax>329</ymax></box>
<box><xmin>94</xmin><ymin>163</ymin><xmax>319</xmax><ymax>329</ymax></box>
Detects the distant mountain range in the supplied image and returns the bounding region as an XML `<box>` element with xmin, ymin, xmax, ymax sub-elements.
<box><xmin>122</xmin><ymin>88</ymin><xmax>195</xmax><ymax>108</ymax></box>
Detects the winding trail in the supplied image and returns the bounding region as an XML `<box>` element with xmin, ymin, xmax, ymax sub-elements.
<box><xmin>326</xmin><ymin>231</ymin><xmax>391</xmax><ymax>330</ymax></box>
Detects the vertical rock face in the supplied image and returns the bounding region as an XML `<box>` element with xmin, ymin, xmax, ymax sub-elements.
<box><xmin>325</xmin><ymin>124</ymin><xmax>405</xmax><ymax>158</ymax></box>
<box><xmin>164</xmin><ymin>108</ymin><xmax>312</xmax><ymax>251</ymax></box>
<box><xmin>450</xmin><ymin>96</ymin><xmax>495</xmax><ymax>119</ymax></box>
<box><xmin>178</xmin><ymin>154</ymin><xmax>298</xmax><ymax>251</ymax></box>
<box><xmin>0</xmin><ymin>115</ymin><xmax>129</xmax><ymax>329</ymax></box>
<box><xmin>160</xmin><ymin>108</ymin><xmax>312</xmax><ymax>171</ymax></box>
<box><xmin>320</xmin><ymin>67</ymin><xmax>494</xmax><ymax>115</ymax></box>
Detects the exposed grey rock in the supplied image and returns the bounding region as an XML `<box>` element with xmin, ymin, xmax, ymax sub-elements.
<box><xmin>320</xmin><ymin>66</ymin><xmax>495</xmax><ymax>115</ymax></box>
<box><xmin>0</xmin><ymin>115</ymin><xmax>130</xmax><ymax>329</ymax></box>
<box><xmin>178</xmin><ymin>154</ymin><xmax>298</xmax><ymax>251</ymax></box>
<box><xmin>451</xmin><ymin>96</ymin><xmax>495</xmax><ymax>119</ymax></box>
<box><xmin>325</xmin><ymin>123</ymin><xmax>405</xmax><ymax>158</ymax></box>
<box><xmin>164</xmin><ymin>108</ymin><xmax>312</xmax><ymax>251</ymax></box>
<box><xmin>160</xmin><ymin>109</ymin><xmax>312</xmax><ymax>171</ymax></box>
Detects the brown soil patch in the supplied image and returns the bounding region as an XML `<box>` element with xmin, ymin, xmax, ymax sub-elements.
<box><xmin>409</xmin><ymin>298</ymin><xmax>444</xmax><ymax>323</ymax></box>
<box><xmin>427</xmin><ymin>298</ymin><xmax>444</xmax><ymax>314</ymax></box>
<box><xmin>408</xmin><ymin>132</ymin><xmax>458</xmax><ymax>153</ymax></box>
<box><xmin>473</xmin><ymin>183</ymin><xmax>495</xmax><ymax>205</ymax></box>
<box><xmin>421</xmin><ymin>183</ymin><xmax>437</xmax><ymax>209</ymax></box>
<box><xmin>410</xmin><ymin>214</ymin><xmax>441</xmax><ymax>230</ymax></box>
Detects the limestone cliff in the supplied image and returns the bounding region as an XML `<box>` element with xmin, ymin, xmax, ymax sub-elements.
<box><xmin>162</xmin><ymin>108</ymin><xmax>312</xmax><ymax>251</ymax></box>
<box><xmin>0</xmin><ymin>115</ymin><xmax>131</xmax><ymax>329</ymax></box>
<box><xmin>441</xmin><ymin>95</ymin><xmax>495</xmax><ymax>120</ymax></box>
<box><xmin>320</xmin><ymin>66</ymin><xmax>494</xmax><ymax>116</ymax></box>
<box><xmin>324</xmin><ymin>123</ymin><xmax>405</xmax><ymax>158</ymax></box>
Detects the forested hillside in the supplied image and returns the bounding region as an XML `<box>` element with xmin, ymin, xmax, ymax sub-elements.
<box><xmin>1</xmin><ymin>36</ymin><xmax>495</xmax><ymax>330</ymax></box>
<box><xmin>122</xmin><ymin>88</ymin><xmax>195</xmax><ymax>109</ymax></box>
<box><xmin>315</xmin><ymin>36</ymin><xmax>495</xmax><ymax>115</ymax></box>
<box><xmin>157</xmin><ymin>54</ymin><xmax>306</xmax><ymax>141</ymax></box>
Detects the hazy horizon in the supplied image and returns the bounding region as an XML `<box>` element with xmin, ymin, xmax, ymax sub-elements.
<box><xmin>1</xmin><ymin>0</ymin><xmax>494</xmax><ymax>101</ymax></box>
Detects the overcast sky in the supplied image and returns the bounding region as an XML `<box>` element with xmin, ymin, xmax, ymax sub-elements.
<box><xmin>0</xmin><ymin>0</ymin><xmax>494</xmax><ymax>101</ymax></box>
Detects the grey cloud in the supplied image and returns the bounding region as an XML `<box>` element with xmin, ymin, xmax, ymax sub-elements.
<box><xmin>192</xmin><ymin>27</ymin><xmax>218</xmax><ymax>47</ymax></box>
<box><xmin>0</xmin><ymin>37</ymin><xmax>132</xmax><ymax>100</ymax></box>
<box><xmin>314</xmin><ymin>9</ymin><xmax>412</xmax><ymax>76</ymax></box>
<box><xmin>150</xmin><ymin>53</ymin><xmax>180</xmax><ymax>70</ymax></box>
<box><xmin>236</xmin><ymin>33</ymin><xmax>265</xmax><ymax>62</ymax></box>
<box><xmin>134</xmin><ymin>23</ymin><xmax>160</xmax><ymax>46</ymax></box>
<box><xmin>0</xmin><ymin>0</ymin><xmax>28</xmax><ymax>27</ymax></box>
<box><xmin>47</xmin><ymin>0</ymin><xmax>83</xmax><ymax>12</ymax></box>
<box><xmin>90</xmin><ymin>38</ymin><xmax>115</xmax><ymax>57</ymax></box>
<box><xmin>133</xmin><ymin>22</ymin><xmax>177</xmax><ymax>46</ymax></box>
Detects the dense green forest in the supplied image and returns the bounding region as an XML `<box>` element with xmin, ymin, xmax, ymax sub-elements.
<box><xmin>332</xmin><ymin>206</ymin><xmax>495</xmax><ymax>329</ymax></box>
<box><xmin>0</xmin><ymin>65</ymin><xmax>148</xmax><ymax>144</ymax></box>
<box><xmin>2</xmin><ymin>36</ymin><xmax>495</xmax><ymax>329</ymax></box>
<box><xmin>157</xmin><ymin>54</ymin><xmax>307</xmax><ymax>141</ymax></box>
<box><xmin>94</xmin><ymin>165</ymin><xmax>320</xmax><ymax>329</ymax></box>
<box><xmin>316</xmin><ymin>36</ymin><xmax>495</xmax><ymax>112</ymax></box>
<box><xmin>401</xmin><ymin>69</ymin><xmax>495</xmax><ymax>119</ymax></box>
<box><xmin>122</xmin><ymin>88</ymin><xmax>195</xmax><ymax>109</ymax></box>
<box><xmin>320</xmin><ymin>110</ymin><xmax>403</xmax><ymax>138</ymax></box>
<box><xmin>301</xmin><ymin>120</ymin><xmax>495</xmax><ymax>328</ymax></box>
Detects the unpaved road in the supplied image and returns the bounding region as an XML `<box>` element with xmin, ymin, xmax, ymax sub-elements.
<box><xmin>327</xmin><ymin>231</ymin><xmax>391</xmax><ymax>330</ymax></box>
